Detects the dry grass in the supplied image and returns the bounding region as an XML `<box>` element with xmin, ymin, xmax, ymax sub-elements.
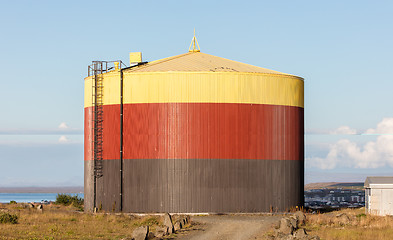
<box><xmin>0</xmin><ymin>203</ymin><xmax>164</xmax><ymax>240</ymax></box>
<box><xmin>305</xmin><ymin>208</ymin><xmax>393</xmax><ymax>240</ymax></box>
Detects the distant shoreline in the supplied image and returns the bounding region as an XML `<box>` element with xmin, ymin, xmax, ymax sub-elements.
<box><xmin>0</xmin><ymin>182</ymin><xmax>364</xmax><ymax>193</ymax></box>
<box><xmin>0</xmin><ymin>187</ymin><xmax>84</xmax><ymax>193</ymax></box>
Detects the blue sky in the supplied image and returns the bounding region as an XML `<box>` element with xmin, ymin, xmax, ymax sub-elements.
<box><xmin>1</xmin><ymin>0</ymin><xmax>393</xmax><ymax>186</ymax></box>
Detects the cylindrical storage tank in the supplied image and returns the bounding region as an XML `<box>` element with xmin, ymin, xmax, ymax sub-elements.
<box><xmin>84</xmin><ymin>51</ymin><xmax>304</xmax><ymax>213</ymax></box>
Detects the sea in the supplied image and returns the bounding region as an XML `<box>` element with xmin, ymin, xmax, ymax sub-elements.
<box><xmin>0</xmin><ymin>193</ymin><xmax>84</xmax><ymax>203</ymax></box>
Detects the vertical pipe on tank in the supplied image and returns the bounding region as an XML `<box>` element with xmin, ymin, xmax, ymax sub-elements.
<box><xmin>93</xmin><ymin>64</ymin><xmax>97</xmax><ymax>210</ymax></box>
<box><xmin>120</xmin><ymin>68</ymin><xmax>124</xmax><ymax>211</ymax></box>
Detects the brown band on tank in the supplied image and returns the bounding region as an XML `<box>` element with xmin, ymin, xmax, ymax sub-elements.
<box><xmin>85</xmin><ymin>158</ymin><xmax>303</xmax><ymax>213</ymax></box>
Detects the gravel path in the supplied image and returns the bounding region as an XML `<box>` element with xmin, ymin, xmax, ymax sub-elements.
<box><xmin>176</xmin><ymin>214</ymin><xmax>282</xmax><ymax>240</ymax></box>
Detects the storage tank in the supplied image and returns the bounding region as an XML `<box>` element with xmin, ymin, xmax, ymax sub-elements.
<box><xmin>84</xmin><ymin>45</ymin><xmax>304</xmax><ymax>213</ymax></box>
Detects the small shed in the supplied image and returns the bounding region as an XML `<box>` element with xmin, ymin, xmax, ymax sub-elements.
<box><xmin>365</xmin><ymin>177</ymin><xmax>393</xmax><ymax>216</ymax></box>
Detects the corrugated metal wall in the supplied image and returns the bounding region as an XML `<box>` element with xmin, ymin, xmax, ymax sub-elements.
<box><xmin>84</xmin><ymin>66</ymin><xmax>304</xmax><ymax>213</ymax></box>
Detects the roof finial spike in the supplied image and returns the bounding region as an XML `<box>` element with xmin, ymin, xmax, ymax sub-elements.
<box><xmin>189</xmin><ymin>28</ymin><xmax>200</xmax><ymax>52</ymax></box>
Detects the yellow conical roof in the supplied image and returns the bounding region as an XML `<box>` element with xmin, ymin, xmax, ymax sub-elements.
<box><xmin>125</xmin><ymin>52</ymin><xmax>301</xmax><ymax>78</ymax></box>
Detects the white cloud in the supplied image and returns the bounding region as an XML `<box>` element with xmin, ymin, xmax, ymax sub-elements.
<box><xmin>306</xmin><ymin>126</ymin><xmax>357</xmax><ymax>135</ymax></box>
<box><xmin>308</xmin><ymin>118</ymin><xmax>393</xmax><ymax>169</ymax></box>
<box><xmin>0</xmin><ymin>123</ymin><xmax>82</xmax><ymax>135</ymax></box>
<box><xmin>330</xmin><ymin>126</ymin><xmax>357</xmax><ymax>135</ymax></box>
<box><xmin>58</xmin><ymin>122</ymin><xmax>69</xmax><ymax>129</ymax></box>
<box><xmin>365</xmin><ymin>118</ymin><xmax>393</xmax><ymax>134</ymax></box>
<box><xmin>58</xmin><ymin>136</ymin><xmax>70</xmax><ymax>143</ymax></box>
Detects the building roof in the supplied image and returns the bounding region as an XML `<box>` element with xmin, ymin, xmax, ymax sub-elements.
<box><xmin>365</xmin><ymin>177</ymin><xmax>393</xmax><ymax>187</ymax></box>
<box><xmin>125</xmin><ymin>52</ymin><xmax>302</xmax><ymax>78</ymax></box>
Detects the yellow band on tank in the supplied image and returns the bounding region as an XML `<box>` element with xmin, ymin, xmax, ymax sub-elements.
<box><xmin>84</xmin><ymin>71</ymin><xmax>121</xmax><ymax>108</ymax></box>
<box><xmin>84</xmin><ymin>72</ymin><xmax>304</xmax><ymax>108</ymax></box>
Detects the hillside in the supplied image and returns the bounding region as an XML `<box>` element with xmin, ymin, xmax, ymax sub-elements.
<box><xmin>305</xmin><ymin>182</ymin><xmax>364</xmax><ymax>190</ymax></box>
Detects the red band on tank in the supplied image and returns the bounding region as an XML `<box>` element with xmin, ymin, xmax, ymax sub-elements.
<box><xmin>84</xmin><ymin>105</ymin><xmax>120</xmax><ymax>161</ymax></box>
<box><xmin>85</xmin><ymin>103</ymin><xmax>303</xmax><ymax>161</ymax></box>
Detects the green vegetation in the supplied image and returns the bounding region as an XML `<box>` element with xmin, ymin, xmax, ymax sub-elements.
<box><xmin>55</xmin><ymin>194</ymin><xmax>84</xmax><ymax>210</ymax></box>
<box><xmin>9</xmin><ymin>200</ymin><xmax>17</xmax><ymax>204</ymax></box>
<box><xmin>0</xmin><ymin>212</ymin><xmax>18</xmax><ymax>224</ymax></box>
<box><xmin>356</xmin><ymin>213</ymin><xmax>367</xmax><ymax>218</ymax></box>
<box><xmin>133</xmin><ymin>216</ymin><xmax>160</xmax><ymax>227</ymax></box>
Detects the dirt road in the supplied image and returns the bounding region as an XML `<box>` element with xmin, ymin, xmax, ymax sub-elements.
<box><xmin>176</xmin><ymin>214</ymin><xmax>281</xmax><ymax>240</ymax></box>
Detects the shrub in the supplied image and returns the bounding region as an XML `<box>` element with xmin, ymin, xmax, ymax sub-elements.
<box><xmin>9</xmin><ymin>200</ymin><xmax>17</xmax><ymax>204</ymax></box>
<box><xmin>0</xmin><ymin>212</ymin><xmax>18</xmax><ymax>224</ymax></box>
<box><xmin>55</xmin><ymin>194</ymin><xmax>84</xmax><ymax>210</ymax></box>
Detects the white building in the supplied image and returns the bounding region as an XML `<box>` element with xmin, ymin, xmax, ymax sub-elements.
<box><xmin>365</xmin><ymin>177</ymin><xmax>393</xmax><ymax>216</ymax></box>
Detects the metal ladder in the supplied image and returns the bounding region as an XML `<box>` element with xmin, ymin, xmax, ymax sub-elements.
<box><xmin>89</xmin><ymin>61</ymin><xmax>105</xmax><ymax>178</ymax></box>
<box><xmin>88</xmin><ymin>60</ymin><xmax>127</xmax><ymax>210</ymax></box>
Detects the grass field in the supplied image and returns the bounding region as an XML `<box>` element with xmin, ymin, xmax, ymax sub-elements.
<box><xmin>0</xmin><ymin>203</ymin><xmax>170</xmax><ymax>240</ymax></box>
<box><xmin>305</xmin><ymin>208</ymin><xmax>393</xmax><ymax>240</ymax></box>
<box><xmin>3</xmin><ymin>202</ymin><xmax>392</xmax><ymax>240</ymax></box>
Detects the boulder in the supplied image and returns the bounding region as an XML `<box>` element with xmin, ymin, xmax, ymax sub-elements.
<box><xmin>335</xmin><ymin>213</ymin><xmax>350</xmax><ymax>225</ymax></box>
<box><xmin>275</xmin><ymin>232</ymin><xmax>295</xmax><ymax>240</ymax></box>
<box><xmin>131</xmin><ymin>226</ymin><xmax>149</xmax><ymax>240</ymax></box>
<box><xmin>293</xmin><ymin>228</ymin><xmax>307</xmax><ymax>239</ymax></box>
<box><xmin>28</xmin><ymin>203</ymin><xmax>35</xmax><ymax>208</ymax></box>
<box><xmin>288</xmin><ymin>216</ymin><xmax>298</xmax><ymax>230</ymax></box>
<box><xmin>37</xmin><ymin>204</ymin><xmax>43</xmax><ymax>212</ymax></box>
<box><xmin>154</xmin><ymin>226</ymin><xmax>169</xmax><ymax>238</ymax></box>
<box><xmin>185</xmin><ymin>215</ymin><xmax>191</xmax><ymax>224</ymax></box>
<box><xmin>163</xmin><ymin>213</ymin><xmax>174</xmax><ymax>233</ymax></box>
<box><xmin>294</xmin><ymin>211</ymin><xmax>306</xmax><ymax>225</ymax></box>
<box><xmin>18</xmin><ymin>203</ymin><xmax>28</xmax><ymax>209</ymax></box>
<box><xmin>174</xmin><ymin>221</ymin><xmax>182</xmax><ymax>231</ymax></box>
<box><xmin>308</xmin><ymin>236</ymin><xmax>320</xmax><ymax>240</ymax></box>
<box><xmin>147</xmin><ymin>232</ymin><xmax>157</xmax><ymax>240</ymax></box>
<box><xmin>279</xmin><ymin>218</ymin><xmax>294</xmax><ymax>235</ymax></box>
<box><xmin>181</xmin><ymin>218</ymin><xmax>187</xmax><ymax>226</ymax></box>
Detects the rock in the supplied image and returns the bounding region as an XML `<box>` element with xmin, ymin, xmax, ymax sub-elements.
<box><xmin>163</xmin><ymin>213</ymin><xmax>174</xmax><ymax>233</ymax></box>
<box><xmin>147</xmin><ymin>232</ymin><xmax>157</xmax><ymax>240</ymax></box>
<box><xmin>279</xmin><ymin>218</ymin><xmax>294</xmax><ymax>235</ymax></box>
<box><xmin>93</xmin><ymin>207</ymin><xmax>98</xmax><ymax>213</ymax></box>
<box><xmin>153</xmin><ymin>231</ymin><xmax>164</xmax><ymax>238</ymax></box>
<box><xmin>37</xmin><ymin>204</ymin><xmax>43</xmax><ymax>212</ymax></box>
<box><xmin>275</xmin><ymin>232</ymin><xmax>295</xmax><ymax>240</ymax></box>
<box><xmin>154</xmin><ymin>226</ymin><xmax>168</xmax><ymax>238</ymax></box>
<box><xmin>272</xmin><ymin>220</ymin><xmax>281</xmax><ymax>230</ymax></box>
<box><xmin>28</xmin><ymin>203</ymin><xmax>35</xmax><ymax>208</ymax></box>
<box><xmin>174</xmin><ymin>221</ymin><xmax>182</xmax><ymax>231</ymax></box>
<box><xmin>335</xmin><ymin>213</ymin><xmax>350</xmax><ymax>225</ymax></box>
<box><xmin>293</xmin><ymin>228</ymin><xmax>307</xmax><ymax>239</ymax></box>
<box><xmin>289</xmin><ymin>216</ymin><xmax>298</xmax><ymax>230</ymax></box>
<box><xmin>185</xmin><ymin>215</ymin><xmax>191</xmax><ymax>224</ymax></box>
<box><xmin>294</xmin><ymin>211</ymin><xmax>306</xmax><ymax>225</ymax></box>
<box><xmin>18</xmin><ymin>203</ymin><xmax>28</xmax><ymax>209</ymax></box>
<box><xmin>131</xmin><ymin>226</ymin><xmax>149</xmax><ymax>240</ymax></box>
<box><xmin>181</xmin><ymin>218</ymin><xmax>187</xmax><ymax>226</ymax></box>
<box><xmin>308</xmin><ymin>236</ymin><xmax>320</xmax><ymax>240</ymax></box>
